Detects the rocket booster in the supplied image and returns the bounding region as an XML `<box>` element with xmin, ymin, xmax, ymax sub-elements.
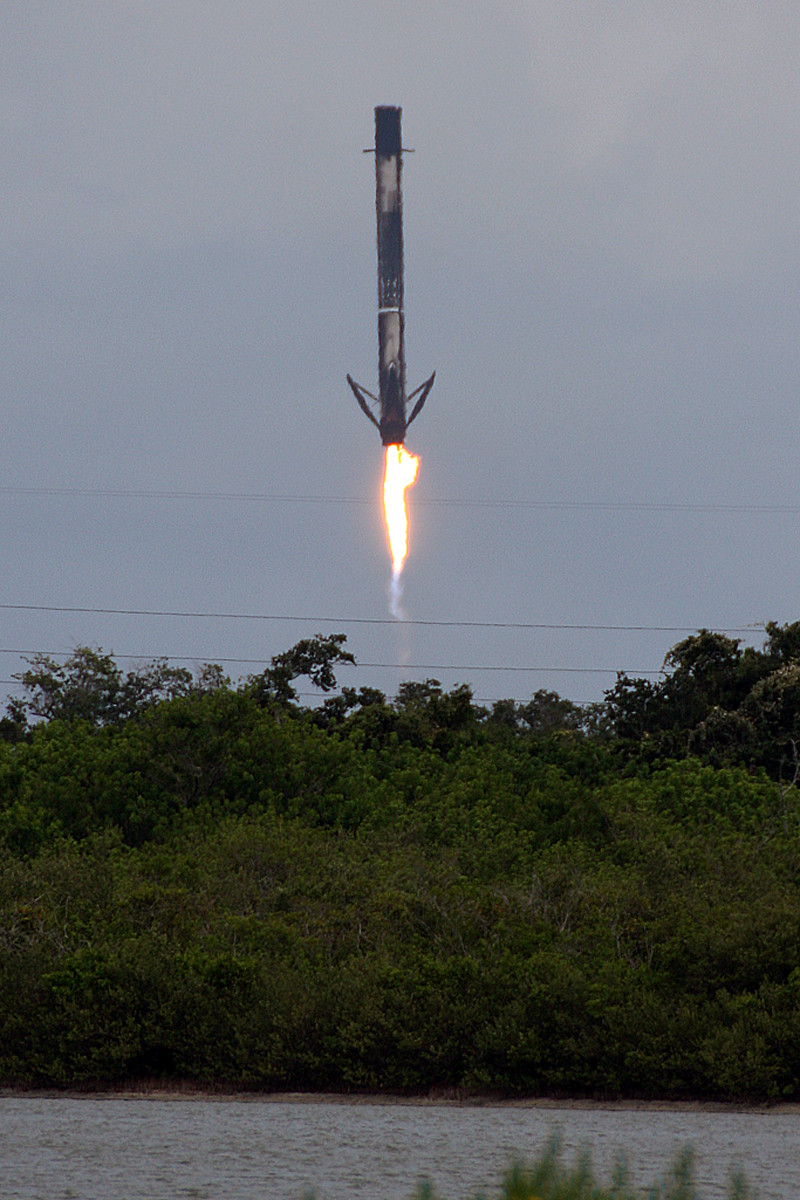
<box><xmin>347</xmin><ymin>106</ymin><xmax>435</xmax><ymax>446</ymax></box>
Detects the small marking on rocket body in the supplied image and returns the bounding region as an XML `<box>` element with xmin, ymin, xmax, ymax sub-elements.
<box><xmin>379</xmin><ymin>311</ymin><xmax>402</xmax><ymax>361</ymax></box>
<box><xmin>377</xmin><ymin>158</ymin><xmax>400</xmax><ymax>212</ymax></box>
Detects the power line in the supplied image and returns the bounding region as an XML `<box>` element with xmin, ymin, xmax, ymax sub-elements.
<box><xmin>0</xmin><ymin>650</ymin><xmax>662</xmax><ymax>675</ymax></box>
<box><xmin>0</xmin><ymin>487</ymin><xmax>373</xmax><ymax>504</ymax></box>
<box><xmin>1</xmin><ymin>484</ymin><xmax>798</xmax><ymax>514</ymax></box>
<box><xmin>0</xmin><ymin>603</ymin><xmax>765</xmax><ymax>634</ymax></box>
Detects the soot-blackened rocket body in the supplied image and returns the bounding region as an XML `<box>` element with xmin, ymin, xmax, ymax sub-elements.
<box><xmin>347</xmin><ymin>106</ymin><xmax>435</xmax><ymax>447</ymax></box>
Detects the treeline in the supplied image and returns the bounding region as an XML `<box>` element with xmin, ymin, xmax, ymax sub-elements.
<box><xmin>2</xmin><ymin>627</ymin><xmax>800</xmax><ymax>1098</ymax></box>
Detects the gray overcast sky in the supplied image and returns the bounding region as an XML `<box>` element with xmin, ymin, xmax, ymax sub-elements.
<box><xmin>2</xmin><ymin>2</ymin><xmax>799</xmax><ymax>706</ymax></box>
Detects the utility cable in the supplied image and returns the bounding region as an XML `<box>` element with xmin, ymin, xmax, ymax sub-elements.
<box><xmin>0</xmin><ymin>649</ymin><xmax>662</xmax><ymax>675</ymax></box>
<box><xmin>0</xmin><ymin>604</ymin><xmax>764</xmax><ymax>634</ymax></box>
<box><xmin>1</xmin><ymin>485</ymin><xmax>797</xmax><ymax>514</ymax></box>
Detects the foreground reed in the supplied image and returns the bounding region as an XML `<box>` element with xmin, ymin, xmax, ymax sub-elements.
<box><xmin>406</xmin><ymin>1137</ymin><xmax>757</xmax><ymax>1200</ymax></box>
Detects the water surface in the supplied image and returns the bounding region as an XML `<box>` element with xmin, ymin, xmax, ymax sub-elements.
<box><xmin>1</xmin><ymin>1094</ymin><xmax>795</xmax><ymax>1199</ymax></box>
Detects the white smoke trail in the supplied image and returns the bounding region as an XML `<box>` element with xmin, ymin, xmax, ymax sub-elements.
<box><xmin>388</xmin><ymin>566</ymin><xmax>405</xmax><ymax>620</ymax></box>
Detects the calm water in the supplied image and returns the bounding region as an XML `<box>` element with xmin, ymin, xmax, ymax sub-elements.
<box><xmin>0</xmin><ymin>1094</ymin><xmax>797</xmax><ymax>1199</ymax></box>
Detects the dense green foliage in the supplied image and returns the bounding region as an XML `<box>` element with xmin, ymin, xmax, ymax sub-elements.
<box><xmin>2</xmin><ymin>627</ymin><xmax>800</xmax><ymax>1098</ymax></box>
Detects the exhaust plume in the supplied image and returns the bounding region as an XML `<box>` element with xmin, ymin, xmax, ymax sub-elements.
<box><xmin>383</xmin><ymin>444</ymin><xmax>419</xmax><ymax>618</ymax></box>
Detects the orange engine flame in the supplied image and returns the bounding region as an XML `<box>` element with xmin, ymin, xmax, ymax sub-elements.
<box><xmin>383</xmin><ymin>443</ymin><xmax>420</xmax><ymax>575</ymax></box>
